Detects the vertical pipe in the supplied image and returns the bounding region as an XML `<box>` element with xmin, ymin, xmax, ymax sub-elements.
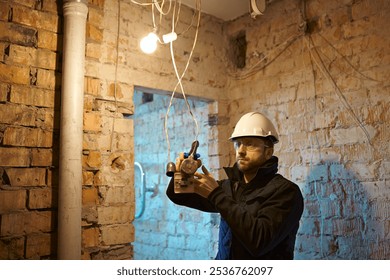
<box><xmin>58</xmin><ymin>0</ymin><xmax>88</xmax><ymax>260</ymax></box>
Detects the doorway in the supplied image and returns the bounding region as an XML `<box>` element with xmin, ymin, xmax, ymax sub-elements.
<box><xmin>132</xmin><ymin>87</ymin><xmax>219</xmax><ymax>259</ymax></box>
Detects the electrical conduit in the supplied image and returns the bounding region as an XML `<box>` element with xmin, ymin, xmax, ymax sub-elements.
<box><xmin>58</xmin><ymin>0</ymin><xmax>88</xmax><ymax>260</ymax></box>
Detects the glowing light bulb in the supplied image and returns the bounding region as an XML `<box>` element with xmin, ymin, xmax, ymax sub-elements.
<box><xmin>140</xmin><ymin>32</ymin><xmax>158</xmax><ymax>54</ymax></box>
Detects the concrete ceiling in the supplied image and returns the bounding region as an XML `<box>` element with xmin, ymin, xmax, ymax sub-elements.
<box><xmin>181</xmin><ymin>0</ymin><xmax>251</xmax><ymax>21</ymax></box>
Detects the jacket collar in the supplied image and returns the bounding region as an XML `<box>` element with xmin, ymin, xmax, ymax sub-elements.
<box><xmin>223</xmin><ymin>156</ymin><xmax>279</xmax><ymax>184</ymax></box>
<box><xmin>223</xmin><ymin>156</ymin><xmax>279</xmax><ymax>201</ymax></box>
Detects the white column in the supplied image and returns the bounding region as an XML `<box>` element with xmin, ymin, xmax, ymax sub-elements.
<box><xmin>58</xmin><ymin>0</ymin><xmax>88</xmax><ymax>260</ymax></box>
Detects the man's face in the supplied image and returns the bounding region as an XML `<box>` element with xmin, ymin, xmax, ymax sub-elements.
<box><xmin>233</xmin><ymin>137</ymin><xmax>273</xmax><ymax>174</ymax></box>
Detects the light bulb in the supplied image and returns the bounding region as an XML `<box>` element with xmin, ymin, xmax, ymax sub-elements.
<box><xmin>140</xmin><ymin>32</ymin><xmax>158</xmax><ymax>54</ymax></box>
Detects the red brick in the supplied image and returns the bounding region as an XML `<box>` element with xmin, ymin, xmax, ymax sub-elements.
<box><xmin>82</xmin><ymin>187</ymin><xmax>99</xmax><ymax>205</ymax></box>
<box><xmin>6</xmin><ymin>45</ymin><xmax>32</xmax><ymax>65</ymax></box>
<box><xmin>82</xmin><ymin>171</ymin><xmax>94</xmax><ymax>186</ymax></box>
<box><xmin>82</xmin><ymin>227</ymin><xmax>99</xmax><ymax>248</ymax></box>
<box><xmin>0</xmin><ymin>82</ymin><xmax>10</xmax><ymax>101</ymax></box>
<box><xmin>37</xmin><ymin>30</ymin><xmax>60</xmax><ymax>51</ymax></box>
<box><xmin>28</xmin><ymin>188</ymin><xmax>53</xmax><ymax>209</ymax></box>
<box><xmin>86</xmin><ymin>23</ymin><xmax>103</xmax><ymax>43</ymax></box>
<box><xmin>13</xmin><ymin>0</ymin><xmax>36</xmax><ymax>8</ymax></box>
<box><xmin>0</xmin><ymin>237</ymin><xmax>25</xmax><ymax>259</ymax></box>
<box><xmin>7</xmin><ymin>45</ymin><xmax>57</xmax><ymax>70</ymax></box>
<box><xmin>83</xmin><ymin>150</ymin><xmax>102</xmax><ymax>168</ymax></box>
<box><xmin>0</xmin><ymin>21</ymin><xmax>37</xmax><ymax>47</ymax></box>
<box><xmin>5</xmin><ymin>168</ymin><xmax>46</xmax><ymax>187</ymax></box>
<box><xmin>0</xmin><ymin>211</ymin><xmax>53</xmax><ymax>236</ymax></box>
<box><xmin>108</xmin><ymin>83</ymin><xmax>124</xmax><ymax>99</ymax></box>
<box><xmin>0</xmin><ymin>63</ymin><xmax>29</xmax><ymax>85</ymax></box>
<box><xmin>0</xmin><ymin>147</ymin><xmax>30</xmax><ymax>167</ymax></box>
<box><xmin>36</xmin><ymin>68</ymin><xmax>58</xmax><ymax>90</ymax></box>
<box><xmin>31</xmin><ymin>148</ymin><xmax>53</xmax><ymax>167</ymax></box>
<box><xmin>12</xmin><ymin>5</ymin><xmax>58</xmax><ymax>33</ymax></box>
<box><xmin>0</xmin><ymin>104</ymin><xmax>35</xmax><ymax>126</ymax></box>
<box><xmin>89</xmin><ymin>0</ymin><xmax>105</xmax><ymax>9</ymax></box>
<box><xmin>86</xmin><ymin>42</ymin><xmax>102</xmax><ymax>60</ymax></box>
<box><xmin>84</xmin><ymin>77</ymin><xmax>101</xmax><ymax>96</ymax></box>
<box><xmin>41</xmin><ymin>0</ymin><xmax>60</xmax><ymax>13</ymax></box>
<box><xmin>0</xmin><ymin>3</ymin><xmax>10</xmax><ymax>21</ymax></box>
<box><xmin>36</xmin><ymin>108</ymin><xmax>58</xmax><ymax>130</ymax></box>
<box><xmin>25</xmin><ymin>233</ymin><xmax>53</xmax><ymax>258</ymax></box>
<box><xmin>84</xmin><ymin>112</ymin><xmax>102</xmax><ymax>132</ymax></box>
<box><xmin>10</xmin><ymin>85</ymin><xmax>55</xmax><ymax>107</ymax></box>
<box><xmin>0</xmin><ymin>190</ymin><xmax>27</xmax><ymax>213</ymax></box>
<box><xmin>3</xmin><ymin>127</ymin><xmax>53</xmax><ymax>147</ymax></box>
<box><xmin>88</xmin><ymin>7</ymin><xmax>104</xmax><ymax>28</ymax></box>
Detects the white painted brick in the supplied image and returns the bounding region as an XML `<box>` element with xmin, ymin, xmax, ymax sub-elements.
<box><xmin>330</xmin><ymin>126</ymin><xmax>376</xmax><ymax>145</ymax></box>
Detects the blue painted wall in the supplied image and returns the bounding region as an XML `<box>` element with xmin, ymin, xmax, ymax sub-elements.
<box><xmin>132</xmin><ymin>90</ymin><xmax>218</xmax><ymax>259</ymax></box>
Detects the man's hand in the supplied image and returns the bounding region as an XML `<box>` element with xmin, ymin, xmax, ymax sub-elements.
<box><xmin>193</xmin><ymin>165</ymin><xmax>219</xmax><ymax>198</ymax></box>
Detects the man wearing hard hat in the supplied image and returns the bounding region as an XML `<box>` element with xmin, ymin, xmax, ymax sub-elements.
<box><xmin>167</xmin><ymin>112</ymin><xmax>304</xmax><ymax>259</ymax></box>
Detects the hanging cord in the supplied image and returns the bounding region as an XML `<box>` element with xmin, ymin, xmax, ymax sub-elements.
<box><xmin>130</xmin><ymin>0</ymin><xmax>155</xmax><ymax>6</ymax></box>
<box><xmin>109</xmin><ymin>0</ymin><xmax>121</xmax><ymax>152</ymax></box>
<box><xmin>316</xmin><ymin>33</ymin><xmax>382</xmax><ymax>83</ymax></box>
<box><xmin>164</xmin><ymin>0</ymin><xmax>201</xmax><ymax>161</ymax></box>
<box><xmin>305</xmin><ymin>35</ymin><xmax>373</xmax><ymax>146</ymax></box>
<box><xmin>228</xmin><ymin>32</ymin><xmax>304</xmax><ymax>80</ymax></box>
<box><xmin>301</xmin><ymin>37</ymin><xmax>326</xmax><ymax>259</ymax></box>
<box><xmin>153</xmin><ymin>0</ymin><xmax>173</xmax><ymax>16</ymax></box>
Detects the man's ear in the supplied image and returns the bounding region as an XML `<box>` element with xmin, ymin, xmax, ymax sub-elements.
<box><xmin>265</xmin><ymin>147</ymin><xmax>274</xmax><ymax>160</ymax></box>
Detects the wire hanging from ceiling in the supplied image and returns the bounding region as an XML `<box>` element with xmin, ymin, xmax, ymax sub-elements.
<box><xmin>164</xmin><ymin>0</ymin><xmax>201</xmax><ymax>162</ymax></box>
<box><xmin>131</xmin><ymin>0</ymin><xmax>202</xmax><ymax>162</ymax></box>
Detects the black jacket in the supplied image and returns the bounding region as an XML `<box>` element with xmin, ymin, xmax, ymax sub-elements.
<box><xmin>166</xmin><ymin>156</ymin><xmax>304</xmax><ymax>259</ymax></box>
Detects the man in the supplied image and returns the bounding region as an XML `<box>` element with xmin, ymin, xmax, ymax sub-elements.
<box><xmin>166</xmin><ymin>112</ymin><xmax>304</xmax><ymax>259</ymax></box>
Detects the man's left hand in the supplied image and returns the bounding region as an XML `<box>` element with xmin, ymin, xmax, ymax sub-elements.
<box><xmin>193</xmin><ymin>165</ymin><xmax>219</xmax><ymax>198</ymax></box>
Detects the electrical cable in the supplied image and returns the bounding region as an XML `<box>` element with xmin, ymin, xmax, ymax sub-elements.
<box><xmin>317</xmin><ymin>33</ymin><xmax>382</xmax><ymax>83</ymax></box>
<box><xmin>304</xmin><ymin>30</ymin><xmax>375</xmax><ymax>258</ymax></box>
<box><xmin>109</xmin><ymin>0</ymin><xmax>121</xmax><ymax>152</ymax></box>
<box><xmin>173</xmin><ymin>0</ymin><xmax>182</xmax><ymax>29</ymax></box>
<box><xmin>130</xmin><ymin>0</ymin><xmax>159</xmax><ymax>6</ymax></box>
<box><xmin>228</xmin><ymin>32</ymin><xmax>304</xmax><ymax>80</ymax></box>
<box><xmin>305</xmin><ymin>35</ymin><xmax>372</xmax><ymax>146</ymax></box>
<box><xmin>153</xmin><ymin>0</ymin><xmax>173</xmax><ymax>16</ymax></box>
<box><xmin>301</xmin><ymin>37</ymin><xmax>326</xmax><ymax>259</ymax></box>
<box><xmin>164</xmin><ymin>0</ymin><xmax>201</xmax><ymax>161</ymax></box>
<box><xmin>131</xmin><ymin>0</ymin><xmax>202</xmax><ymax>161</ymax></box>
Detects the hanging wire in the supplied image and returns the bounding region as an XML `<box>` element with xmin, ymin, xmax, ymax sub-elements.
<box><xmin>109</xmin><ymin>0</ymin><xmax>122</xmax><ymax>152</ymax></box>
<box><xmin>228</xmin><ymin>32</ymin><xmax>304</xmax><ymax>80</ymax></box>
<box><xmin>316</xmin><ymin>33</ymin><xmax>382</xmax><ymax>83</ymax></box>
<box><xmin>131</xmin><ymin>0</ymin><xmax>202</xmax><ymax>161</ymax></box>
<box><xmin>164</xmin><ymin>0</ymin><xmax>201</xmax><ymax>161</ymax></box>
<box><xmin>130</xmin><ymin>0</ymin><xmax>159</xmax><ymax>6</ymax></box>
<box><xmin>153</xmin><ymin>0</ymin><xmax>173</xmax><ymax>16</ymax></box>
<box><xmin>305</xmin><ymin>35</ymin><xmax>373</xmax><ymax>146</ymax></box>
<box><xmin>300</xmin><ymin>35</ymin><xmax>327</xmax><ymax>259</ymax></box>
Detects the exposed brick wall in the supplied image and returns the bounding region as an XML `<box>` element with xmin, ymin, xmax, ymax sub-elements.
<box><xmin>1</xmin><ymin>0</ymin><xmax>388</xmax><ymax>260</ymax></box>
<box><xmin>0</xmin><ymin>0</ymin><xmax>226</xmax><ymax>260</ymax></box>
<box><xmin>224</xmin><ymin>0</ymin><xmax>389</xmax><ymax>259</ymax></box>
<box><xmin>0</xmin><ymin>0</ymin><xmax>60</xmax><ymax>259</ymax></box>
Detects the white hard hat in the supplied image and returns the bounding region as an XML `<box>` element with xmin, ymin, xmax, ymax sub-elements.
<box><xmin>230</xmin><ymin>112</ymin><xmax>279</xmax><ymax>144</ymax></box>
